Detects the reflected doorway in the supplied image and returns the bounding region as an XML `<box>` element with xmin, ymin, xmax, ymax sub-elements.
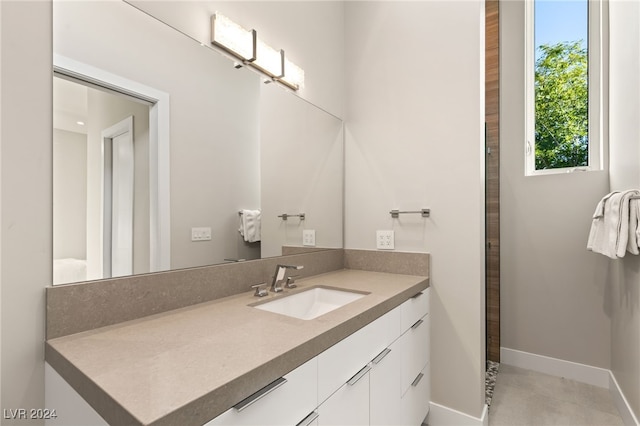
<box><xmin>53</xmin><ymin>76</ymin><xmax>151</xmax><ymax>283</ymax></box>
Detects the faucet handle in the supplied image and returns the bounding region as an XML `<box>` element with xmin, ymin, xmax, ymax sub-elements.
<box><xmin>251</xmin><ymin>282</ymin><xmax>268</xmax><ymax>297</ymax></box>
<box><xmin>285</xmin><ymin>275</ymin><xmax>300</xmax><ymax>289</ymax></box>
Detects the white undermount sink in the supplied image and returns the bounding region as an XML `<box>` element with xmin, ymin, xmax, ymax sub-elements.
<box><xmin>253</xmin><ymin>287</ymin><xmax>367</xmax><ymax>320</ymax></box>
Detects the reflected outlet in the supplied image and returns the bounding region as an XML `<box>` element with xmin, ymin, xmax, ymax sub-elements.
<box><xmin>303</xmin><ymin>229</ymin><xmax>316</xmax><ymax>246</ymax></box>
<box><xmin>191</xmin><ymin>227</ymin><xmax>211</xmax><ymax>241</ymax></box>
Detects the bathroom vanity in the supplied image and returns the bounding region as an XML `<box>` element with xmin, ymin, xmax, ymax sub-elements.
<box><xmin>45</xmin><ymin>251</ymin><xmax>430</xmax><ymax>426</ymax></box>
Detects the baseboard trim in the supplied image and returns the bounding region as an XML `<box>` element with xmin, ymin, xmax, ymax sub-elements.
<box><xmin>609</xmin><ymin>371</ymin><xmax>640</xmax><ymax>426</ymax></box>
<box><xmin>501</xmin><ymin>347</ymin><xmax>639</xmax><ymax>426</ymax></box>
<box><xmin>427</xmin><ymin>402</ymin><xmax>488</xmax><ymax>426</ymax></box>
<box><xmin>500</xmin><ymin>347</ymin><xmax>610</xmax><ymax>388</ymax></box>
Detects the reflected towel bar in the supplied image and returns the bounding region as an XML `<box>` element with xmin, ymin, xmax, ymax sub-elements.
<box><xmin>390</xmin><ymin>209</ymin><xmax>430</xmax><ymax>218</ymax></box>
<box><xmin>278</xmin><ymin>213</ymin><xmax>305</xmax><ymax>220</ymax></box>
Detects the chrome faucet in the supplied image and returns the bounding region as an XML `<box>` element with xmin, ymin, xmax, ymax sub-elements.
<box><xmin>271</xmin><ymin>264</ymin><xmax>304</xmax><ymax>293</ymax></box>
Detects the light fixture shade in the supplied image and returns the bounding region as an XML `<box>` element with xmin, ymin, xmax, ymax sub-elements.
<box><xmin>280</xmin><ymin>58</ymin><xmax>305</xmax><ymax>90</ymax></box>
<box><xmin>253</xmin><ymin>40</ymin><xmax>284</xmax><ymax>78</ymax></box>
<box><xmin>211</xmin><ymin>13</ymin><xmax>256</xmax><ymax>62</ymax></box>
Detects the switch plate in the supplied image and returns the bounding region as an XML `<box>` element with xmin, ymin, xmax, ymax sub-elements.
<box><xmin>191</xmin><ymin>227</ymin><xmax>211</xmax><ymax>241</ymax></box>
<box><xmin>376</xmin><ymin>230</ymin><xmax>395</xmax><ymax>250</ymax></box>
<box><xmin>303</xmin><ymin>229</ymin><xmax>316</xmax><ymax>246</ymax></box>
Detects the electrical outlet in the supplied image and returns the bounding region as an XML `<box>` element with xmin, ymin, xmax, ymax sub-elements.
<box><xmin>376</xmin><ymin>230</ymin><xmax>395</xmax><ymax>250</ymax></box>
<box><xmin>191</xmin><ymin>227</ymin><xmax>211</xmax><ymax>241</ymax></box>
<box><xmin>303</xmin><ymin>229</ymin><xmax>316</xmax><ymax>246</ymax></box>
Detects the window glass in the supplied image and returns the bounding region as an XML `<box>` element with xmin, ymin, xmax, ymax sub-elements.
<box><xmin>533</xmin><ymin>0</ymin><xmax>589</xmax><ymax>171</ymax></box>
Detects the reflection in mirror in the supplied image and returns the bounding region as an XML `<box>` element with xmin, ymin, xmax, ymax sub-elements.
<box><xmin>53</xmin><ymin>74</ymin><xmax>160</xmax><ymax>284</ymax></box>
<box><xmin>52</xmin><ymin>1</ymin><xmax>343</xmax><ymax>285</ymax></box>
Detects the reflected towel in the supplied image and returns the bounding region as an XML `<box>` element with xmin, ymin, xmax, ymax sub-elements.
<box><xmin>239</xmin><ymin>209</ymin><xmax>261</xmax><ymax>243</ymax></box>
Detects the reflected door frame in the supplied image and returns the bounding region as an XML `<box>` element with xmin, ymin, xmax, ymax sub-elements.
<box><xmin>54</xmin><ymin>54</ymin><xmax>171</xmax><ymax>273</ymax></box>
<box><xmin>102</xmin><ymin>116</ymin><xmax>134</xmax><ymax>278</ymax></box>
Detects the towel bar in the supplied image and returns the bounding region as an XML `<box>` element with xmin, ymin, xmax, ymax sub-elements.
<box><xmin>390</xmin><ymin>209</ymin><xmax>430</xmax><ymax>218</ymax></box>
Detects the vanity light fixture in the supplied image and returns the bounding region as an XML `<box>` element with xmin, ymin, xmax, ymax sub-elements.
<box><xmin>279</xmin><ymin>58</ymin><xmax>305</xmax><ymax>90</ymax></box>
<box><xmin>211</xmin><ymin>13</ymin><xmax>256</xmax><ymax>63</ymax></box>
<box><xmin>210</xmin><ymin>13</ymin><xmax>305</xmax><ymax>91</ymax></box>
<box><xmin>253</xmin><ymin>40</ymin><xmax>284</xmax><ymax>79</ymax></box>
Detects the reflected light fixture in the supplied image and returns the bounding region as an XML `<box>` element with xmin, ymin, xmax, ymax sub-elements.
<box><xmin>211</xmin><ymin>13</ymin><xmax>256</xmax><ymax>62</ymax></box>
<box><xmin>211</xmin><ymin>13</ymin><xmax>305</xmax><ymax>91</ymax></box>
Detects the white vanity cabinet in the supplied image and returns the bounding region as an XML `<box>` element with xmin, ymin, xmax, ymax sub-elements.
<box><xmin>209</xmin><ymin>287</ymin><xmax>430</xmax><ymax>426</ymax></box>
<box><xmin>316</xmin><ymin>288</ymin><xmax>430</xmax><ymax>426</ymax></box>
<box><xmin>205</xmin><ymin>358</ymin><xmax>317</xmax><ymax>426</ymax></box>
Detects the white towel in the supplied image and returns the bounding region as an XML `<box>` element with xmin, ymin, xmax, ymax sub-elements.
<box><xmin>587</xmin><ymin>190</ymin><xmax>640</xmax><ymax>258</ymax></box>
<box><xmin>629</xmin><ymin>198</ymin><xmax>640</xmax><ymax>255</ymax></box>
<box><xmin>587</xmin><ymin>192</ymin><xmax>618</xmax><ymax>258</ymax></box>
<box><xmin>239</xmin><ymin>209</ymin><xmax>261</xmax><ymax>243</ymax></box>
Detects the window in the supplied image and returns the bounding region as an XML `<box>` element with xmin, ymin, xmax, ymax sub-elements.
<box><xmin>525</xmin><ymin>0</ymin><xmax>603</xmax><ymax>175</ymax></box>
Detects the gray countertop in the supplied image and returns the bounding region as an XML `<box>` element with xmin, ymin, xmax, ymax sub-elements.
<box><xmin>45</xmin><ymin>269</ymin><xmax>429</xmax><ymax>426</ymax></box>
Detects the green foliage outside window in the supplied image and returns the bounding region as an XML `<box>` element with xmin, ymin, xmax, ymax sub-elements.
<box><xmin>535</xmin><ymin>41</ymin><xmax>588</xmax><ymax>170</ymax></box>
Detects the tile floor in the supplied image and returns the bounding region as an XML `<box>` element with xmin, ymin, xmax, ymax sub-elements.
<box><xmin>489</xmin><ymin>364</ymin><xmax>624</xmax><ymax>426</ymax></box>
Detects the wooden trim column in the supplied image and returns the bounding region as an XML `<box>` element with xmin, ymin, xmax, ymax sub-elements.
<box><xmin>485</xmin><ymin>0</ymin><xmax>501</xmax><ymax>363</ymax></box>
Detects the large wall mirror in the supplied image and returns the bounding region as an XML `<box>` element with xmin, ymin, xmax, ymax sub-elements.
<box><xmin>52</xmin><ymin>1</ymin><xmax>343</xmax><ymax>285</ymax></box>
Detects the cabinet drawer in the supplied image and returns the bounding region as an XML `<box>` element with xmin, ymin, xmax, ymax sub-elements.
<box><xmin>206</xmin><ymin>358</ymin><xmax>317</xmax><ymax>426</ymax></box>
<box><xmin>318</xmin><ymin>306</ymin><xmax>400</xmax><ymax>403</ymax></box>
<box><xmin>400</xmin><ymin>287</ymin><xmax>429</xmax><ymax>332</ymax></box>
<box><xmin>401</xmin><ymin>363</ymin><xmax>430</xmax><ymax>426</ymax></box>
<box><xmin>400</xmin><ymin>313</ymin><xmax>430</xmax><ymax>396</ymax></box>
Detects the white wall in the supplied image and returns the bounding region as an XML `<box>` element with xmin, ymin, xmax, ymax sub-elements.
<box><xmin>0</xmin><ymin>1</ymin><xmax>51</xmax><ymax>422</ymax></box>
<box><xmin>53</xmin><ymin>129</ymin><xmax>87</xmax><ymax>260</ymax></box>
<box><xmin>500</xmin><ymin>1</ymin><xmax>612</xmax><ymax>370</ymax></box>
<box><xmin>344</xmin><ymin>1</ymin><xmax>486</xmax><ymax>418</ymax></box>
<box><xmin>609</xmin><ymin>0</ymin><xmax>640</xmax><ymax>418</ymax></box>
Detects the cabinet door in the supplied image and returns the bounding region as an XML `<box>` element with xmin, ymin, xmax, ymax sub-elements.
<box><xmin>401</xmin><ymin>363</ymin><xmax>430</xmax><ymax>426</ymax></box>
<box><xmin>206</xmin><ymin>358</ymin><xmax>317</xmax><ymax>426</ymax></box>
<box><xmin>370</xmin><ymin>341</ymin><xmax>402</xmax><ymax>426</ymax></box>
<box><xmin>318</xmin><ymin>306</ymin><xmax>400</xmax><ymax>403</ymax></box>
<box><xmin>317</xmin><ymin>366</ymin><xmax>370</xmax><ymax>426</ymax></box>
<box><xmin>400</xmin><ymin>313</ymin><xmax>430</xmax><ymax>396</ymax></box>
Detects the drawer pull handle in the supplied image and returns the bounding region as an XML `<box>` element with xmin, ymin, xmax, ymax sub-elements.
<box><xmin>234</xmin><ymin>377</ymin><xmax>287</xmax><ymax>412</ymax></box>
<box><xmin>297</xmin><ymin>411</ymin><xmax>319</xmax><ymax>426</ymax></box>
<box><xmin>411</xmin><ymin>319</ymin><xmax>424</xmax><ymax>329</ymax></box>
<box><xmin>347</xmin><ymin>364</ymin><xmax>372</xmax><ymax>386</ymax></box>
<box><xmin>411</xmin><ymin>372</ymin><xmax>425</xmax><ymax>387</ymax></box>
<box><xmin>411</xmin><ymin>292</ymin><xmax>423</xmax><ymax>299</ymax></box>
<box><xmin>372</xmin><ymin>348</ymin><xmax>392</xmax><ymax>365</ymax></box>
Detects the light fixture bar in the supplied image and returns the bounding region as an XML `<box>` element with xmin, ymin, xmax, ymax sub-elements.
<box><xmin>210</xmin><ymin>13</ymin><xmax>304</xmax><ymax>91</ymax></box>
<box><xmin>279</xmin><ymin>58</ymin><xmax>305</xmax><ymax>90</ymax></box>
